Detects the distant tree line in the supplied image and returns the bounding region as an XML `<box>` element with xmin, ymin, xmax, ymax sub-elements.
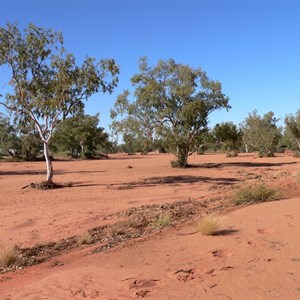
<box><xmin>0</xmin><ymin>113</ymin><xmax>115</xmax><ymax>160</ymax></box>
<box><xmin>112</xmin><ymin>109</ymin><xmax>300</xmax><ymax>160</ymax></box>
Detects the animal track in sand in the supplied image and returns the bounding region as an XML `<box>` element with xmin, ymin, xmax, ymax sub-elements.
<box><xmin>124</xmin><ymin>278</ymin><xmax>161</xmax><ymax>298</ymax></box>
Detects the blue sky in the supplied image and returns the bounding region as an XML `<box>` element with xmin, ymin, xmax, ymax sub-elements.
<box><xmin>1</xmin><ymin>0</ymin><xmax>300</xmax><ymax>132</ymax></box>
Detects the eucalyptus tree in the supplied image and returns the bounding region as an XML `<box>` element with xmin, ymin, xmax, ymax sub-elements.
<box><xmin>241</xmin><ymin>111</ymin><xmax>281</xmax><ymax>157</ymax></box>
<box><xmin>52</xmin><ymin>114</ymin><xmax>111</xmax><ymax>158</ymax></box>
<box><xmin>0</xmin><ymin>113</ymin><xmax>20</xmax><ymax>157</ymax></box>
<box><xmin>212</xmin><ymin>122</ymin><xmax>242</xmax><ymax>154</ymax></box>
<box><xmin>0</xmin><ymin>23</ymin><xmax>119</xmax><ymax>182</ymax></box>
<box><xmin>111</xmin><ymin>90</ymin><xmax>155</xmax><ymax>154</ymax></box>
<box><xmin>285</xmin><ymin>110</ymin><xmax>300</xmax><ymax>154</ymax></box>
<box><xmin>111</xmin><ymin>57</ymin><xmax>230</xmax><ymax>167</ymax></box>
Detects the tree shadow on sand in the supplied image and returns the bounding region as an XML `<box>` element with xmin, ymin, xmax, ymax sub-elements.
<box><xmin>189</xmin><ymin>161</ymin><xmax>298</xmax><ymax>169</ymax></box>
<box><xmin>110</xmin><ymin>175</ymin><xmax>240</xmax><ymax>190</ymax></box>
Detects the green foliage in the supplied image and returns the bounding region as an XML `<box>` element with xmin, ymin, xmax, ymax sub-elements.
<box><xmin>154</xmin><ymin>215</ymin><xmax>171</xmax><ymax>228</ymax></box>
<box><xmin>233</xmin><ymin>183</ymin><xmax>280</xmax><ymax>205</ymax></box>
<box><xmin>212</xmin><ymin>122</ymin><xmax>242</xmax><ymax>153</ymax></box>
<box><xmin>0</xmin><ymin>23</ymin><xmax>119</xmax><ymax>181</ymax></box>
<box><xmin>111</xmin><ymin>57</ymin><xmax>230</xmax><ymax>166</ymax></box>
<box><xmin>0</xmin><ymin>114</ymin><xmax>21</xmax><ymax>157</ymax></box>
<box><xmin>285</xmin><ymin>110</ymin><xmax>300</xmax><ymax>152</ymax></box>
<box><xmin>0</xmin><ymin>114</ymin><xmax>45</xmax><ymax>161</ymax></box>
<box><xmin>52</xmin><ymin>114</ymin><xmax>112</xmax><ymax>158</ymax></box>
<box><xmin>111</xmin><ymin>90</ymin><xmax>155</xmax><ymax>155</ymax></box>
<box><xmin>241</xmin><ymin>111</ymin><xmax>281</xmax><ymax>156</ymax></box>
<box><xmin>18</xmin><ymin>122</ymin><xmax>43</xmax><ymax>160</ymax></box>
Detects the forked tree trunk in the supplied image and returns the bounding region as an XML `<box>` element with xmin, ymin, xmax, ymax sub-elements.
<box><xmin>43</xmin><ymin>142</ymin><xmax>53</xmax><ymax>182</ymax></box>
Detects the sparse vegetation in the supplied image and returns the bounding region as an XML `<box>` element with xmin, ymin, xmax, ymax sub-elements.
<box><xmin>197</xmin><ymin>215</ymin><xmax>222</xmax><ymax>235</ymax></box>
<box><xmin>171</xmin><ymin>160</ymin><xmax>181</xmax><ymax>168</ymax></box>
<box><xmin>226</xmin><ymin>151</ymin><xmax>238</xmax><ymax>157</ymax></box>
<box><xmin>241</xmin><ymin>111</ymin><xmax>281</xmax><ymax>157</ymax></box>
<box><xmin>105</xmin><ymin>221</ymin><xmax>129</xmax><ymax>236</ymax></box>
<box><xmin>294</xmin><ymin>150</ymin><xmax>300</xmax><ymax>158</ymax></box>
<box><xmin>77</xmin><ymin>233</ymin><xmax>94</xmax><ymax>245</ymax></box>
<box><xmin>232</xmin><ymin>183</ymin><xmax>280</xmax><ymax>205</ymax></box>
<box><xmin>0</xmin><ymin>245</ymin><xmax>18</xmax><ymax>268</ymax></box>
<box><xmin>154</xmin><ymin>215</ymin><xmax>171</xmax><ymax>228</ymax></box>
<box><xmin>22</xmin><ymin>181</ymin><xmax>74</xmax><ymax>190</ymax></box>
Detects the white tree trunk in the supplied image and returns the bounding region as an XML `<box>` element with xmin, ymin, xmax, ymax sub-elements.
<box><xmin>44</xmin><ymin>142</ymin><xmax>53</xmax><ymax>182</ymax></box>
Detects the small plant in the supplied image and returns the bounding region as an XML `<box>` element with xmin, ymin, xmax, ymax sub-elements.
<box><xmin>197</xmin><ymin>215</ymin><xmax>222</xmax><ymax>235</ymax></box>
<box><xmin>105</xmin><ymin>222</ymin><xmax>129</xmax><ymax>236</ymax></box>
<box><xmin>232</xmin><ymin>183</ymin><xmax>279</xmax><ymax>205</ymax></box>
<box><xmin>154</xmin><ymin>215</ymin><xmax>171</xmax><ymax>228</ymax></box>
<box><xmin>66</xmin><ymin>181</ymin><xmax>74</xmax><ymax>188</ymax></box>
<box><xmin>128</xmin><ymin>216</ymin><xmax>149</xmax><ymax>229</ymax></box>
<box><xmin>77</xmin><ymin>233</ymin><xmax>94</xmax><ymax>245</ymax></box>
<box><xmin>226</xmin><ymin>151</ymin><xmax>237</xmax><ymax>157</ymax></box>
<box><xmin>294</xmin><ymin>150</ymin><xmax>300</xmax><ymax>158</ymax></box>
<box><xmin>170</xmin><ymin>160</ymin><xmax>180</xmax><ymax>168</ymax></box>
<box><xmin>0</xmin><ymin>245</ymin><xmax>18</xmax><ymax>268</ymax></box>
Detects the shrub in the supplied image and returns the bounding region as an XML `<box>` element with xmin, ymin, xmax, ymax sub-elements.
<box><xmin>171</xmin><ymin>160</ymin><xmax>180</xmax><ymax>168</ymax></box>
<box><xmin>0</xmin><ymin>245</ymin><xmax>18</xmax><ymax>268</ymax></box>
<box><xmin>77</xmin><ymin>233</ymin><xmax>94</xmax><ymax>245</ymax></box>
<box><xmin>154</xmin><ymin>215</ymin><xmax>171</xmax><ymax>228</ymax></box>
<box><xmin>294</xmin><ymin>150</ymin><xmax>300</xmax><ymax>158</ymax></box>
<box><xmin>197</xmin><ymin>215</ymin><xmax>222</xmax><ymax>235</ymax></box>
<box><xmin>233</xmin><ymin>183</ymin><xmax>280</xmax><ymax>205</ymax></box>
<box><xmin>226</xmin><ymin>151</ymin><xmax>238</xmax><ymax>157</ymax></box>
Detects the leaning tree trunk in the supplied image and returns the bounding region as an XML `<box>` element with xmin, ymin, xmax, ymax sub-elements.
<box><xmin>43</xmin><ymin>142</ymin><xmax>53</xmax><ymax>182</ymax></box>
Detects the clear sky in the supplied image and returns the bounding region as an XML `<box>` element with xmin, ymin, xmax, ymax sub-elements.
<box><xmin>1</xmin><ymin>0</ymin><xmax>300</xmax><ymax>132</ymax></box>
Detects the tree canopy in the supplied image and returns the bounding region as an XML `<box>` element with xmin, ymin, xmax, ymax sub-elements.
<box><xmin>52</xmin><ymin>114</ymin><xmax>111</xmax><ymax>158</ymax></box>
<box><xmin>212</xmin><ymin>122</ymin><xmax>242</xmax><ymax>154</ymax></box>
<box><xmin>241</xmin><ymin>110</ymin><xmax>281</xmax><ymax>157</ymax></box>
<box><xmin>111</xmin><ymin>57</ymin><xmax>230</xmax><ymax>167</ymax></box>
<box><xmin>0</xmin><ymin>23</ymin><xmax>119</xmax><ymax>182</ymax></box>
<box><xmin>285</xmin><ymin>110</ymin><xmax>300</xmax><ymax>154</ymax></box>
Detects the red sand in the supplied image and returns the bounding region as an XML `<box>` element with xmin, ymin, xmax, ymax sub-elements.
<box><xmin>1</xmin><ymin>153</ymin><xmax>300</xmax><ymax>299</ymax></box>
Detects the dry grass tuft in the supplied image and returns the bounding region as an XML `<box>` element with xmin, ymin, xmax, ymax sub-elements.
<box><xmin>232</xmin><ymin>183</ymin><xmax>280</xmax><ymax>205</ymax></box>
<box><xmin>105</xmin><ymin>221</ymin><xmax>129</xmax><ymax>236</ymax></box>
<box><xmin>226</xmin><ymin>151</ymin><xmax>238</xmax><ymax>157</ymax></box>
<box><xmin>77</xmin><ymin>233</ymin><xmax>94</xmax><ymax>245</ymax></box>
<box><xmin>154</xmin><ymin>215</ymin><xmax>171</xmax><ymax>228</ymax></box>
<box><xmin>197</xmin><ymin>215</ymin><xmax>222</xmax><ymax>236</ymax></box>
<box><xmin>0</xmin><ymin>245</ymin><xmax>18</xmax><ymax>268</ymax></box>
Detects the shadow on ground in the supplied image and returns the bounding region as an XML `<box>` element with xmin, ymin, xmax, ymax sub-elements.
<box><xmin>110</xmin><ymin>175</ymin><xmax>240</xmax><ymax>190</ymax></box>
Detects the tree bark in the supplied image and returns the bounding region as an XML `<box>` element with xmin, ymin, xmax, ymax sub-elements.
<box><xmin>176</xmin><ymin>146</ymin><xmax>189</xmax><ymax>168</ymax></box>
<box><xmin>43</xmin><ymin>142</ymin><xmax>53</xmax><ymax>182</ymax></box>
<box><xmin>80</xmin><ymin>140</ymin><xmax>84</xmax><ymax>158</ymax></box>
